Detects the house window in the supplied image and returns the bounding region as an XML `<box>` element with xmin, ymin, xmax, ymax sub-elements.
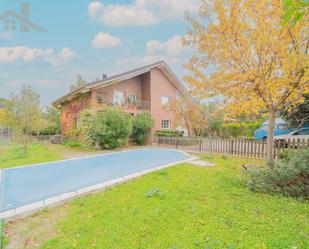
<box><xmin>161</xmin><ymin>120</ymin><xmax>171</xmax><ymax>129</ymax></box>
<box><xmin>161</xmin><ymin>96</ymin><xmax>170</xmax><ymax>106</ymax></box>
<box><xmin>129</xmin><ymin>93</ymin><xmax>137</xmax><ymax>102</ymax></box>
<box><xmin>113</xmin><ymin>91</ymin><xmax>125</xmax><ymax>105</ymax></box>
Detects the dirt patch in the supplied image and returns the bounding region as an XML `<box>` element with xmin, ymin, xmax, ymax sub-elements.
<box><xmin>43</xmin><ymin>142</ymin><xmax>152</xmax><ymax>160</ymax></box>
<box><xmin>43</xmin><ymin>142</ymin><xmax>101</xmax><ymax>159</ymax></box>
<box><xmin>3</xmin><ymin>206</ymin><xmax>68</xmax><ymax>249</ymax></box>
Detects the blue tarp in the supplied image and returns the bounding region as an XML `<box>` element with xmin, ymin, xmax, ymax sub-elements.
<box><xmin>0</xmin><ymin>149</ymin><xmax>189</xmax><ymax>212</ymax></box>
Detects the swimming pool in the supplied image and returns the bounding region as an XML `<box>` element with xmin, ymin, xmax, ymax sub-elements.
<box><xmin>0</xmin><ymin>149</ymin><xmax>190</xmax><ymax>214</ymax></box>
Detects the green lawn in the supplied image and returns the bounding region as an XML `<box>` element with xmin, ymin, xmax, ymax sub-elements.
<box><xmin>3</xmin><ymin>155</ymin><xmax>308</xmax><ymax>249</ymax></box>
<box><xmin>0</xmin><ymin>142</ymin><xmax>63</xmax><ymax>169</ymax></box>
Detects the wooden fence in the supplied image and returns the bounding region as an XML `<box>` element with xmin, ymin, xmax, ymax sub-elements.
<box><xmin>150</xmin><ymin>136</ymin><xmax>309</xmax><ymax>159</ymax></box>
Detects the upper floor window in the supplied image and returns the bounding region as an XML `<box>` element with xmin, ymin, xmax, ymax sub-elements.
<box><xmin>113</xmin><ymin>91</ymin><xmax>125</xmax><ymax>105</ymax></box>
<box><xmin>161</xmin><ymin>96</ymin><xmax>170</xmax><ymax>106</ymax></box>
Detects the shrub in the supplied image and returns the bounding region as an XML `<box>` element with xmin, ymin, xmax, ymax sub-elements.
<box><xmin>221</xmin><ymin>121</ymin><xmax>263</xmax><ymax>138</ymax></box>
<box><xmin>39</xmin><ymin>125</ymin><xmax>59</xmax><ymax>135</ymax></box>
<box><xmin>63</xmin><ymin>128</ymin><xmax>81</xmax><ymax>147</ymax></box>
<box><xmin>79</xmin><ymin>109</ymin><xmax>96</xmax><ymax>146</ymax></box>
<box><xmin>63</xmin><ymin>140</ymin><xmax>81</xmax><ymax>147</ymax></box>
<box><xmin>155</xmin><ymin>130</ymin><xmax>184</xmax><ymax>137</ymax></box>
<box><xmin>63</xmin><ymin>128</ymin><xmax>80</xmax><ymax>141</ymax></box>
<box><xmin>93</xmin><ymin>107</ymin><xmax>132</xmax><ymax>149</ymax></box>
<box><xmin>247</xmin><ymin>149</ymin><xmax>309</xmax><ymax>199</ymax></box>
<box><xmin>132</xmin><ymin>112</ymin><xmax>154</xmax><ymax>145</ymax></box>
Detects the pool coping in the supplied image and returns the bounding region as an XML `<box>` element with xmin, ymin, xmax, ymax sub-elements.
<box><xmin>0</xmin><ymin>149</ymin><xmax>197</xmax><ymax>221</ymax></box>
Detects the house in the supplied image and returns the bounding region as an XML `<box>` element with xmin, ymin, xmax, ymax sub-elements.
<box><xmin>53</xmin><ymin>61</ymin><xmax>188</xmax><ymax>134</ymax></box>
<box><xmin>0</xmin><ymin>3</ymin><xmax>46</xmax><ymax>32</ymax></box>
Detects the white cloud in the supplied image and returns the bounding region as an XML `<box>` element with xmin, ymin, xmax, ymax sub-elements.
<box><xmin>0</xmin><ymin>46</ymin><xmax>52</xmax><ymax>63</ymax></box>
<box><xmin>146</xmin><ymin>35</ymin><xmax>187</xmax><ymax>56</ymax></box>
<box><xmin>44</xmin><ymin>47</ymin><xmax>77</xmax><ymax>67</ymax></box>
<box><xmin>88</xmin><ymin>0</ymin><xmax>200</xmax><ymax>27</ymax></box>
<box><xmin>0</xmin><ymin>46</ymin><xmax>77</xmax><ymax>66</ymax></box>
<box><xmin>91</xmin><ymin>32</ymin><xmax>122</xmax><ymax>49</ymax></box>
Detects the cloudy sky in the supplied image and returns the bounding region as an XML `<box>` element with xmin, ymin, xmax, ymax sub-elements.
<box><xmin>0</xmin><ymin>0</ymin><xmax>200</xmax><ymax>106</ymax></box>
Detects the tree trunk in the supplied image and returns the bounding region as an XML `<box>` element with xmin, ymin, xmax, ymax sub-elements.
<box><xmin>184</xmin><ymin>117</ymin><xmax>191</xmax><ymax>137</ymax></box>
<box><xmin>266</xmin><ymin>110</ymin><xmax>276</xmax><ymax>167</ymax></box>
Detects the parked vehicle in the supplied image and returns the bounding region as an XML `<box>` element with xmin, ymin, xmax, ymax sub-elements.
<box><xmin>254</xmin><ymin>118</ymin><xmax>292</xmax><ymax>140</ymax></box>
<box><xmin>274</xmin><ymin>127</ymin><xmax>309</xmax><ymax>141</ymax></box>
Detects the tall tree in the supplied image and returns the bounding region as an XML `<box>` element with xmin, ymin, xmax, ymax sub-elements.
<box><xmin>165</xmin><ymin>97</ymin><xmax>207</xmax><ymax>137</ymax></box>
<box><xmin>184</xmin><ymin>0</ymin><xmax>308</xmax><ymax>165</ymax></box>
<box><xmin>70</xmin><ymin>75</ymin><xmax>86</xmax><ymax>92</ymax></box>
<box><xmin>43</xmin><ymin>106</ymin><xmax>61</xmax><ymax>133</ymax></box>
<box><xmin>9</xmin><ymin>85</ymin><xmax>42</xmax><ymax>153</ymax></box>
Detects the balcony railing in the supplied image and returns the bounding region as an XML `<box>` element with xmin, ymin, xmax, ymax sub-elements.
<box><xmin>114</xmin><ymin>99</ymin><xmax>150</xmax><ymax>110</ymax></box>
<box><xmin>97</xmin><ymin>96</ymin><xmax>150</xmax><ymax>110</ymax></box>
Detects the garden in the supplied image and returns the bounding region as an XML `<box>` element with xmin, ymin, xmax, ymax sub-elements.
<box><xmin>0</xmin><ymin>0</ymin><xmax>308</xmax><ymax>248</ymax></box>
<box><xmin>2</xmin><ymin>154</ymin><xmax>309</xmax><ymax>249</ymax></box>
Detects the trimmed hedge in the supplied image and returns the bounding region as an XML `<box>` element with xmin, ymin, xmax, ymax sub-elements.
<box><xmin>155</xmin><ymin>130</ymin><xmax>184</xmax><ymax>137</ymax></box>
<box><xmin>221</xmin><ymin>121</ymin><xmax>262</xmax><ymax>138</ymax></box>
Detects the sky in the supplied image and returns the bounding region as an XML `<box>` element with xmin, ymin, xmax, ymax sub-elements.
<box><xmin>0</xmin><ymin>0</ymin><xmax>200</xmax><ymax>107</ymax></box>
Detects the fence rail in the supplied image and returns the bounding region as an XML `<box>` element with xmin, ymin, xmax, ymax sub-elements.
<box><xmin>150</xmin><ymin>136</ymin><xmax>309</xmax><ymax>159</ymax></box>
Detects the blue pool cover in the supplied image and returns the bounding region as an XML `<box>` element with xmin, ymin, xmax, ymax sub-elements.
<box><xmin>0</xmin><ymin>149</ymin><xmax>189</xmax><ymax>212</ymax></box>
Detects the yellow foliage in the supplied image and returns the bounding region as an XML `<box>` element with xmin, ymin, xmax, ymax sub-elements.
<box><xmin>0</xmin><ymin>108</ymin><xmax>12</xmax><ymax>126</ymax></box>
<box><xmin>165</xmin><ymin>97</ymin><xmax>208</xmax><ymax>136</ymax></box>
<box><xmin>184</xmin><ymin>0</ymin><xmax>309</xmax><ymax>116</ymax></box>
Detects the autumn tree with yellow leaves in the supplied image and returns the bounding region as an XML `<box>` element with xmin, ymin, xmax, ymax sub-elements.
<box><xmin>184</xmin><ymin>0</ymin><xmax>308</xmax><ymax>165</ymax></box>
<box><xmin>165</xmin><ymin>97</ymin><xmax>207</xmax><ymax>137</ymax></box>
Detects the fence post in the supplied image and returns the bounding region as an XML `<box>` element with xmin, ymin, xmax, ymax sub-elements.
<box><xmin>176</xmin><ymin>138</ymin><xmax>179</xmax><ymax>149</ymax></box>
<box><xmin>230</xmin><ymin>139</ymin><xmax>234</xmax><ymax>155</ymax></box>
<box><xmin>199</xmin><ymin>139</ymin><xmax>202</xmax><ymax>152</ymax></box>
<box><xmin>157</xmin><ymin>137</ymin><xmax>160</xmax><ymax>147</ymax></box>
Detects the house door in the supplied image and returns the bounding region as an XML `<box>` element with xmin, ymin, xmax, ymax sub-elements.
<box><xmin>113</xmin><ymin>91</ymin><xmax>125</xmax><ymax>105</ymax></box>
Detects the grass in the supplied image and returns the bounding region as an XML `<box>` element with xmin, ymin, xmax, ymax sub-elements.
<box><xmin>0</xmin><ymin>142</ymin><xmax>63</xmax><ymax>169</ymax></box>
<box><xmin>3</xmin><ymin>155</ymin><xmax>309</xmax><ymax>249</ymax></box>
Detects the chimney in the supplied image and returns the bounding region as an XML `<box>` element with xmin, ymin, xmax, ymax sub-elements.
<box><xmin>102</xmin><ymin>74</ymin><xmax>107</xmax><ymax>79</ymax></box>
<box><xmin>21</xmin><ymin>2</ymin><xmax>29</xmax><ymax>17</ymax></box>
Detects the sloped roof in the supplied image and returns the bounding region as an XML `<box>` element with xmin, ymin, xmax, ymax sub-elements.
<box><xmin>53</xmin><ymin>61</ymin><xmax>187</xmax><ymax>107</ymax></box>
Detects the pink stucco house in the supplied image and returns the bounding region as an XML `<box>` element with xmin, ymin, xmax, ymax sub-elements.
<box><xmin>53</xmin><ymin>61</ymin><xmax>187</xmax><ymax>134</ymax></box>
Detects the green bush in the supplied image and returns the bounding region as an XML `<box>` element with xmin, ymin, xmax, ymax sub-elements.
<box><xmin>63</xmin><ymin>128</ymin><xmax>81</xmax><ymax>147</ymax></box>
<box><xmin>155</xmin><ymin>130</ymin><xmax>184</xmax><ymax>137</ymax></box>
<box><xmin>247</xmin><ymin>149</ymin><xmax>309</xmax><ymax>199</ymax></box>
<box><xmin>63</xmin><ymin>140</ymin><xmax>81</xmax><ymax>147</ymax></box>
<box><xmin>39</xmin><ymin>125</ymin><xmax>59</xmax><ymax>135</ymax></box>
<box><xmin>79</xmin><ymin>109</ymin><xmax>96</xmax><ymax>146</ymax></box>
<box><xmin>132</xmin><ymin>112</ymin><xmax>154</xmax><ymax>145</ymax></box>
<box><xmin>221</xmin><ymin>121</ymin><xmax>262</xmax><ymax>138</ymax></box>
<box><xmin>93</xmin><ymin>107</ymin><xmax>132</xmax><ymax>149</ymax></box>
<box><xmin>63</xmin><ymin>128</ymin><xmax>80</xmax><ymax>141</ymax></box>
